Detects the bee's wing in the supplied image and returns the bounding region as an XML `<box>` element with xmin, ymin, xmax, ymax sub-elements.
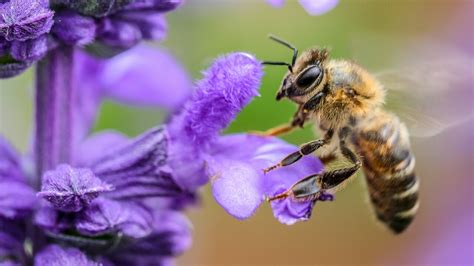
<box><xmin>377</xmin><ymin>55</ymin><xmax>473</xmax><ymax>137</ymax></box>
<box><xmin>351</xmin><ymin>36</ymin><xmax>473</xmax><ymax>138</ymax></box>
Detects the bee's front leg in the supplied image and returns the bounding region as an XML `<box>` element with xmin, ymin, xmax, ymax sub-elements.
<box><xmin>250</xmin><ymin>104</ymin><xmax>309</xmax><ymax>137</ymax></box>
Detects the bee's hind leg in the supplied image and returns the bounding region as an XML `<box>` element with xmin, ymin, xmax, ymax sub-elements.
<box><xmin>266</xmin><ymin>166</ymin><xmax>354</xmax><ymax>202</ymax></box>
<box><xmin>267</xmin><ymin>143</ymin><xmax>361</xmax><ymax>202</ymax></box>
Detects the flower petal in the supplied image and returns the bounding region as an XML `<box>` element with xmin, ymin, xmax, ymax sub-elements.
<box><xmin>76</xmin><ymin>198</ymin><xmax>153</xmax><ymax>238</ymax></box>
<box><xmin>0</xmin><ymin>218</ymin><xmax>25</xmax><ymax>263</ymax></box>
<box><xmin>52</xmin><ymin>10</ymin><xmax>96</xmax><ymax>46</ymax></box>
<box><xmin>0</xmin><ymin>180</ymin><xmax>36</xmax><ymax>218</ymax></box>
<box><xmin>9</xmin><ymin>34</ymin><xmax>48</xmax><ymax>61</ymax></box>
<box><xmin>88</xmin><ymin>126</ymin><xmax>184</xmax><ymax>200</ymax></box>
<box><xmin>71</xmin><ymin>50</ymin><xmax>104</xmax><ymax>143</ymax></box>
<box><xmin>208</xmin><ymin>158</ymin><xmax>263</xmax><ymax>220</ymax></box>
<box><xmin>0</xmin><ymin>136</ymin><xmax>25</xmax><ymax>182</ymax></box>
<box><xmin>37</xmin><ymin>164</ymin><xmax>113</xmax><ymax>212</ymax></box>
<box><xmin>298</xmin><ymin>0</ymin><xmax>339</xmax><ymax>16</ymax></box>
<box><xmin>108</xmin><ymin>210</ymin><xmax>191</xmax><ymax>265</ymax></box>
<box><xmin>113</xmin><ymin>12</ymin><xmax>167</xmax><ymax>41</ymax></box>
<box><xmin>0</xmin><ymin>0</ymin><xmax>54</xmax><ymax>41</ymax></box>
<box><xmin>208</xmin><ymin>134</ymin><xmax>325</xmax><ymax>224</ymax></box>
<box><xmin>99</xmin><ymin>44</ymin><xmax>192</xmax><ymax>111</ymax></box>
<box><xmin>34</xmin><ymin>204</ymin><xmax>75</xmax><ymax>232</ymax></box>
<box><xmin>74</xmin><ymin>130</ymin><xmax>129</xmax><ymax>167</ymax></box>
<box><xmin>95</xmin><ymin>18</ymin><xmax>141</xmax><ymax>49</ymax></box>
<box><xmin>35</xmin><ymin>244</ymin><xmax>97</xmax><ymax>266</ymax></box>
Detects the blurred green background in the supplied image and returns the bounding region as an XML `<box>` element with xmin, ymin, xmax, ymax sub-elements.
<box><xmin>1</xmin><ymin>0</ymin><xmax>472</xmax><ymax>265</ymax></box>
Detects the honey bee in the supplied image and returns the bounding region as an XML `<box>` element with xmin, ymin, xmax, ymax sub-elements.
<box><xmin>260</xmin><ymin>35</ymin><xmax>472</xmax><ymax>234</ymax></box>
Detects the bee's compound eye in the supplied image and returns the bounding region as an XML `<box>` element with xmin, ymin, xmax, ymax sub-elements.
<box><xmin>296</xmin><ymin>66</ymin><xmax>322</xmax><ymax>88</ymax></box>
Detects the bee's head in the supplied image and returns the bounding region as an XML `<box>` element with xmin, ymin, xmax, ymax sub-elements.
<box><xmin>262</xmin><ymin>35</ymin><xmax>329</xmax><ymax>103</ymax></box>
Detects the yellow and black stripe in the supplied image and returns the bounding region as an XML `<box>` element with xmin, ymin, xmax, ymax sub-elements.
<box><xmin>354</xmin><ymin>112</ymin><xmax>419</xmax><ymax>234</ymax></box>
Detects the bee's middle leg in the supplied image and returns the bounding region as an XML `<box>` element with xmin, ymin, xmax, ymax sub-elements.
<box><xmin>263</xmin><ymin>139</ymin><xmax>328</xmax><ymax>173</ymax></box>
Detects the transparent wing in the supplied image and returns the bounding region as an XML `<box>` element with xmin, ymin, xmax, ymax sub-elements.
<box><xmin>377</xmin><ymin>55</ymin><xmax>473</xmax><ymax>137</ymax></box>
<box><xmin>352</xmin><ymin>36</ymin><xmax>474</xmax><ymax>137</ymax></box>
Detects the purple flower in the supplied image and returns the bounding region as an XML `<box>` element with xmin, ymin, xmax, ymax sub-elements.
<box><xmin>267</xmin><ymin>0</ymin><xmax>339</xmax><ymax>16</ymax></box>
<box><xmin>1</xmin><ymin>34</ymin><xmax>329</xmax><ymax>265</ymax></box>
<box><xmin>0</xmin><ymin>44</ymin><xmax>193</xmax><ymax>265</ymax></box>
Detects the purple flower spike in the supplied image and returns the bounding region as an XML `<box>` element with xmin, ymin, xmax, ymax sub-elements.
<box><xmin>76</xmin><ymin>198</ymin><xmax>153</xmax><ymax>238</ymax></box>
<box><xmin>38</xmin><ymin>164</ymin><xmax>114</xmax><ymax>212</ymax></box>
<box><xmin>35</xmin><ymin>244</ymin><xmax>97</xmax><ymax>266</ymax></box>
<box><xmin>52</xmin><ymin>10</ymin><xmax>97</xmax><ymax>45</ymax></box>
<box><xmin>167</xmin><ymin>52</ymin><xmax>263</xmax><ymax>190</ymax></box>
<box><xmin>172</xmin><ymin>52</ymin><xmax>262</xmax><ymax>148</ymax></box>
<box><xmin>0</xmin><ymin>0</ymin><xmax>54</xmax><ymax>41</ymax></box>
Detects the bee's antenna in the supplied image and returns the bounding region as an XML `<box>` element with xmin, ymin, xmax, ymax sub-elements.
<box><xmin>262</xmin><ymin>61</ymin><xmax>293</xmax><ymax>73</ymax></box>
<box><xmin>268</xmin><ymin>34</ymin><xmax>298</xmax><ymax>67</ymax></box>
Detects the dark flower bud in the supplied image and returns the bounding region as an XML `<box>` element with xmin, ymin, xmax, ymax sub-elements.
<box><xmin>37</xmin><ymin>164</ymin><xmax>114</xmax><ymax>212</ymax></box>
<box><xmin>0</xmin><ymin>0</ymin><xmax>54</xmax><ymax>41</ymax></box>
<box><xmin>0</xmin><ymin>55</ymin><xmax>31</xmax><ymax>78</ymax></box>
<box><xmin>51</xmin><ymin>0</ymin><xmax>134</xmax><ymax>17</ymax></box>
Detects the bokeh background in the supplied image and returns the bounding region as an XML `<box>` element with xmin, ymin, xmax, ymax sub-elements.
<box><xmin>1</xmin><ymin>0</ymin><xmax>473</xmax><ymax>265</ymax></box>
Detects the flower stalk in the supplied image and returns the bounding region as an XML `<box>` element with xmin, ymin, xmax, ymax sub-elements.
<box><xmin>34</xmin><ymin>46</ymin><xmax>75</xmax><ymax>186</ymax></box>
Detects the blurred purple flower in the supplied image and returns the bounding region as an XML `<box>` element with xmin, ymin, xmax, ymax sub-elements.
<box><xmin>0</xmin><ymin>0</ymin><xmax>182</xmax><ymax>78</ymax></box>
<box><xmin>267</xmin><ymin>0</ymin><xmax>339</xmax><ymax>16</ymax></box>
<box><xmin>72</xmin><ymin>44</ymin><xmax>192</xmax><ymax>142</ymax></box>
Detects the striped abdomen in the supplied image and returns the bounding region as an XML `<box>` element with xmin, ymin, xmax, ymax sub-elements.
<box><xmin>354</xmin><ymin>112</ymin><xmax>419</xmax><ymax>234</ymax></box>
